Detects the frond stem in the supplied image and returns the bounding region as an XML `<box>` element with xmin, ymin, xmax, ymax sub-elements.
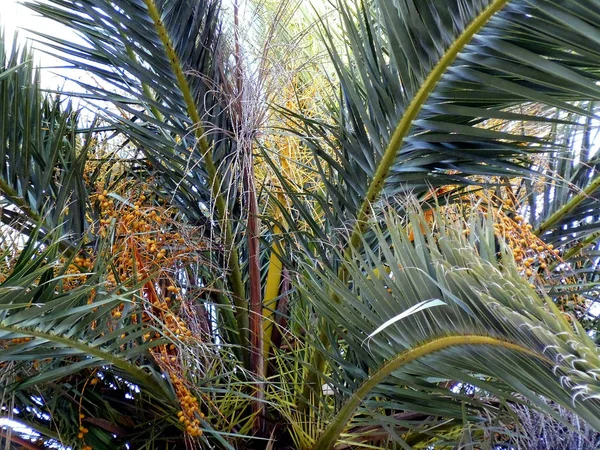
<box><xmin>535</xmin><ymin>173</ymin><xmax>600</xmax><ymax>236</ymax></box>
<box><xmin>346</xmin><ymin>0</ymin><xmax>510</xmax><ymax>255</ymax></box>
<box><xmin>141</xmin><ymin>0</ymin><xmax>248</xmax><ymax>351</ymax></box>
<box><xmin>313</xmin><ymin>334</ymin><xmax>549</xmax><ymax>450</ymax></box>
<box><xmin>0</xmin><ymin>325</ymin><xmax>167</xmax><ymax>395</ymax></box>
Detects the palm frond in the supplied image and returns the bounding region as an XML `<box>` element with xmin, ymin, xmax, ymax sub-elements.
<box><xmin>0</xmin><ymin>35</ymin><xmax>90</xmax><ymax>249</ymax></box>
<box><xmin>302</xmin><ymin>207</ymin><xmax>600</xmax><ymax>449</ymax></box>
<box><xmin>275</xmin><ymin>0</ymin><xmax>600</xmax><ymax>252</ymax></box>
<box><xmin>25</xmin><ymin>0</ymin><xmax>251</xmax><ymax>357</ymax></box>
<box><xmin>24</xmin><ymin>0</ymin><xmax>233</xmax><ymax>224</ymax></box>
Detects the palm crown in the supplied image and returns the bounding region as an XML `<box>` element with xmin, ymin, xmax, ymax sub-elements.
<box><xmin>1</xmin><ymin>0</ymin><xmax>600</xmax><ymax>448</ymax></box>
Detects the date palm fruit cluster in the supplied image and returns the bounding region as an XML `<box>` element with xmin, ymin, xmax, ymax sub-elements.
<box><xmin>493</xmin><ymin>198</ymin><xmax>590</xmax><ymax>320</ymax></box>
<box><xmin>92</xmin><ymin>186</ymin><xmax>189</xmax><ymax>315</ymax></box>
<box><xmin>97</xmin><ymin>186</ymin><xmax>207</xmax><ymax>439</ymax></box>
<box><xmin>64</xmin><ymin>185</ymin><xmax>207</xmax><ymax>440</ymax></box>
<box><xmin>492</xmin><ymin>208</ymin><xmax>558</xmax><ymax>278</ymax></box>
<box><xmin>145</xmin><ymin>281</ymin><xmax>203</xmax><ymax>439</ymax></box>
<box><xmin>95</xmin><ymin>189</ymin><xmax>171</xmax><ymax>286</ymax></box>
<box><xmin>172</xmin><ymin>369</ymin><xmax>204</xmax><ymax>437</ymax></box>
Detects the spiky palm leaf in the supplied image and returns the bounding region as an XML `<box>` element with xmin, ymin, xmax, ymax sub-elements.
<box><xmin>271</xmin><ymin>0</ymin><xmax>600</xmax><ymax>255</ymax></box>
<box><xmin>0</xmin><ymin>227</ymin><xmax>236</xmax><ymax>449</ymax></box>
<box><xmin>0</xmin><ymin>36</ymin><xmax>238</xmax><ymax>449</ymax></box>
<box><xmin>302</xmin><ymin>208</ymin><xmax>600</xmax><ymax>449</ymax></box>
<box><xmin>0</xmin><ymin>34</ymin><xmax>89</xmax><ymax>249</ymax></box>
<box><xmin>259</xmin><ymin>1</ymin><xmax>600</xmax><ymax>442</ymax></box>
<box><xmin>23</xmin><ymin>0</ymin><xmax>233</xmax><ymax>226</ymax></box>
<box><xmin>1</xmin><ymin>231</ymin><xmax>164</xmax><ymax>446</ymax></box>
<box><xmin>24</xmin><ymin>0</ymin><xmax>251</xmax><ymax>353</ymax></box>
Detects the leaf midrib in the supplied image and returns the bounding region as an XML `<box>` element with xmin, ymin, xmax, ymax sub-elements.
<box><xmin>346</xmin><ymin>0</ymin><xmax>511</xmax><ymax>254</ymax></box>
<box><xmin>313</xmin><ymin>334</ymin><xmax>550</xmax><ymax>450</ymax></box>
<box><xmin>0</xmin><ymin>324</ymin><xmax>166</xmax><ymax>393</ymax></box>
<box><xmin>141</xmin><ymin>0</ymin><xmax>248</xmax><ymax>349</ymax></box>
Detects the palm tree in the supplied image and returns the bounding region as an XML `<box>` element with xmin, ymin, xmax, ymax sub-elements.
<box><xmin>2</xmin><ymin>0</ymin><xmax>600</xmax><ymax>448</ymax></box>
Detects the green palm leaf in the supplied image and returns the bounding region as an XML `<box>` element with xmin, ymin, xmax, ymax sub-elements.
<box><xmin>25</xmin><ymin>0</ymin><xmax>250</xmax><ymax>354</ymax></box>
<box><xmin>24</xmin><ymin>0</ymin><xmax>232</xmax><ymax>226</ymax></box>
<box><xmin>303</xmin><ymin>209</ymin><xmax>600</xmax><ymax>448</ymax></box>
<box><xmin>0</xmin><ymin>230</ymin><xmax>167</xmax><ymax>446</ymax></box>
<box><xmin>0</xmin><ymin>35</ymin><xmax>90</xmax><ymax>248</ymax></box>
<box><xmin>276</xmin><ymin>0</ymin><xmax>600</xmax><ymax>253</ymax></box>
<box><xmin>0</xmin><ymin>226</ymin><xmax>237</xmax><ymax>448</ymax></box>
